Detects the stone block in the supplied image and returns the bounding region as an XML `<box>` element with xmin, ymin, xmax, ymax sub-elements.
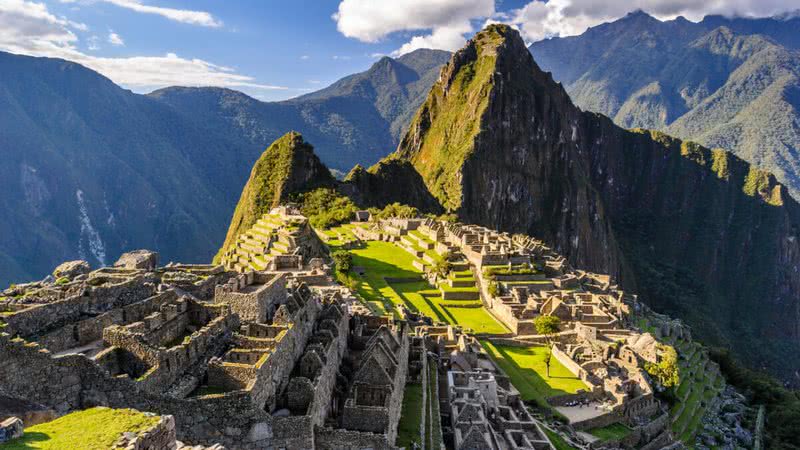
<box><xmin>0</xmin><ymin>417</ymin><xmax>24</xmax><ymax>443</ymax></box>
<box><xmin>53</xmin><ymin>260</ymin><xmax>91</xmax><ymax>278</ymax></box>
<box><xmin>115</xmin><ymin>250</ymin><xmax>159</xmax><ymax>271</ymax></box>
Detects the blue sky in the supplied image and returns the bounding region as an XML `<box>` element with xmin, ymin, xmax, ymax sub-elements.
<box><xmin>1</xmin><ymin>0</ymin><xmax>797</xmax><ymax>101</ymax></box>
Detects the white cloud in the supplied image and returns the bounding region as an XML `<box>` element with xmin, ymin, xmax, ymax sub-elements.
<box><xmin>107</xmin><ymin>30</ymin><xmax>124</xmax><ymax>46</ymax></box>
<box><xmin>63</xmin><ymin>0</ymin><xmax>222</xmax><ymax>27</ymax></box>
<box><xmin>0</xmin><ymin>0</ymin><xmax>284</xmax><ymax>92</ymax></box>
<box><xmin>299</xmin><ymin>54</ymin><xmax>310</xmax><ymax>60</ymax></box>
<box><xmin>510</xmin><ymin>0</ymin><xmax>800</xmax><ymax>42</ymax></box>
<box><xmin>87</xmin><ymin>35</ymin><xmax>99</xmax><ymax>50</ymax></box>
<box><xmin>333</xmin><ymin>0</ymin><xmax>495</xmax><ymax>55</ymax></box>
<box><xmin>334</xmin><ymin>0</ymin><xmax>800</xmax><ymax>53</ymax></box>
<box><xmin>331</xmin><ymin>55</ymin><xmax>351</xmax><ymax>60</ymax></box>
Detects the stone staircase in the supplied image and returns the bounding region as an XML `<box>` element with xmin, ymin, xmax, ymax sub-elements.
<box><xmin>220</xmin><ymin>213</ymin><xmax>296</xmax><ymax>272</ymax></box>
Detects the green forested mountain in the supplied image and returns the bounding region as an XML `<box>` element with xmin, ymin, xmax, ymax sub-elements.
<box><xmin>0</xmin><ymin>51</ymin><xmax>239</xmax><ymax>285</ymax></box>
<box><xmin>215</xmin><ymin>131</ymin><xmax>333</xmax><ymax>261</ymax></box>
<box><xmin>529</xmin><ymin>11</ymin><xmax>800</xmax><ymax>198</ymax></box>
<box><xmin>0</xmin><ymin>49</ymin><xmax>449</xmax><ymax>285</ymax></box>
<box><xmin>150</xmin><ymin>49</ymin><xmax>450</xmax><ymax>172</ymax></box>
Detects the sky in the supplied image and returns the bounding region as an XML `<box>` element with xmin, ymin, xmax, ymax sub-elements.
<box><xmin>0</xmin><ymin>0</ymin><xmax>798</xmax><ymax>101</ymax></box>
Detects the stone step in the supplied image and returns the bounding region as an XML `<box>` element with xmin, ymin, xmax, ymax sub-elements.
<box><xmin>249</xmin><ymin>256</ymin><xmax>268</xmax><ymax>271</ymax></box>
<box><xmin>238</xmin><ymin>241</ymin><xmax>264</xmax><ymax>253</ymax></box>
<box><xmin>448</xmin><ymin>278</ymin><xmax>476</xmax><ymax>288</ymax></box>
<box><xmin>272</xmin><ymin>241</ymin><xmax>289</xmax><ymax>252</ymax></box>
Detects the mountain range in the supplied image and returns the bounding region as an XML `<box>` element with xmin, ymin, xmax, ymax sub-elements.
<box><xmin>0</xmin><ymin>48</ymin><xmax>448</xmax><ymax>285</ymax></box>
<box><xmin>3</xmin><ymin>10</ymin><xmax>800</xmax><ymax>381</ymax></box>
<box><xmin>530</xmin><ymin>10</ymin><xmax>800</xmax><ymax>198</ymax></box>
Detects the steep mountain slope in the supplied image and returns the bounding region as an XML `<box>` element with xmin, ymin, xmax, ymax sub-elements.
<box><xmin>215</xmin><ymin>131</ymin><xmax>333</xmax><ymax>261</ymax></box>
<box><xmin>0</xmin><ymin>49</ymin><xmax>449</xmax><ymax>286</ymax></box>
<box><xmin>376</xmin><ymin>24</ymin><xmax>800</xmax><ymax>379</ymax></box>
<box><xmin>529</xmin><ymin>11</ymin><xmax>800</xmax><ymax>198</ymax></box>
<box><xmin>149</xmin><ymin>49</ymin><xmax>451</xmax><ymax>171</ymax></box>
<box><xmin>0</xmin><ymin>51</ymin><xmax>244</xmax><ymax>285</ymax></box>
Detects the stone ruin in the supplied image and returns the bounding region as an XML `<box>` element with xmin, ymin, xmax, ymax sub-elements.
<box><xmin>0</xmin><ymin>213</ymin><xmax>749</xmax><ymax>449</ymax></box>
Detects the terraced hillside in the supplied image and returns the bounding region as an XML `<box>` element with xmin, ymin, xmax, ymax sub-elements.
<box><xmin>219</xmin><ymin>209</ymin><xmax>325</xmax><ymax>272</ymax></box>
<box><xmin>316</xmin><ymin>223</ymin><xmax>508</xmax><ymax>334</ymax></box>
<box><xmin>638</xmin><ymin>316</ymin><xmax>727</xmax><ymax>445</ymax></box>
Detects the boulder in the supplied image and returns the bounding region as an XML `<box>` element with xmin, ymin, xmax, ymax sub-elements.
<box><xmin>53</xmin><ymin>260</ymin><xmax>91</xmax><ymax>278</ymax></box>
<box><xmin>0</xmin><ymin>417</ymin><xmax>24</xmax><ymax>443</ymax></box>
<box><xmin>114</xmin><ymin>250</ymin><xmax>159</xmax><ymax>271</ymax></box>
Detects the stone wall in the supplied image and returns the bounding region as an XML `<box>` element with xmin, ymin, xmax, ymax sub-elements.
<box><xmin>302</xmin><ymin>305</ymin><xmax>350</xmax><ymax>427</ymax></box>
<box><xmin>37</xmin><ymin>291</ymin><xmax>180</xmax><ymax>353</ymax></box>
<box><xmin>0</xmin><ymin>330</ymin><xmax>323</xmax><ymax>448</ymax></box>
<box><xmin>4</xmin><ymin>276</ymin><xmax>156</xmax><ymax>338</ymax></box>
<box><xmin>214</xmin><ymin>273</ymin><xmax>287</xmax><ymax>323</ymax></box>
<box><xmin>113</xmin><ymin>414</ymin><xmax>177</xmax><ymax>450</ymax></box>
<box><xmin>315</xmin><ymin>426</ymin><xmax>398</xmax><ymax>450</ymax></box>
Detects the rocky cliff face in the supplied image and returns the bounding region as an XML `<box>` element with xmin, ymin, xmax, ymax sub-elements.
<box><xmin>528</xmin><ymin>12</ymin><xmax>800</xmax><ymax>199</ymax></box>
<box><xmin>215</xmin><ymin>132</ymin><xmax>333</xmax><ymax>261</ymax></box>
<box><xmin>384</xmin><ymin>24</ymin><xmax>800</xmax><ymax>378</ymax></box>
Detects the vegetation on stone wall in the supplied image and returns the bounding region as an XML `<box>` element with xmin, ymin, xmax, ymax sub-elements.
<box><xmin>645</xmin><ymin>344</ymin><xmax>680</xmax><ymax>388</ymax></box>
<box><xmin>709</xmin><ymin>347</ymin><xmax>800</xmax><ymax>450</ymax></box>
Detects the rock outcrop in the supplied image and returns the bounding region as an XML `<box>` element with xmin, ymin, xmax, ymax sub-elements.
<box><xmin>373</xmin><ymin>24</ymin><xmax>800</xmax><ymax>378</ymax></box>
<box><xmin>215</xmin><ymin>132</ymin><xmax>334</xmax><ymax>261</ymax></box>
<box><xmin>52</xmin><ymin>260</ymin><xmax>91</xmax><ymax>278</ymax></box>
<box><xmin>114</xmin><ymin>250</ymin><xmax>159</xmax><ymax>271</ymax></box>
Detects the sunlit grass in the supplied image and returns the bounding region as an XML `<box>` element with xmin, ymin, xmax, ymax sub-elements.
<box><xmin>1</xmin><ymin>407</ymin><xmax>160</xmax><ymax>450</ymax></box>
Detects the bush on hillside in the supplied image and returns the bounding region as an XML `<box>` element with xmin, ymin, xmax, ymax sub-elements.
<box><xmin>296</xmin><ymin>188</ymin><xmax>358</xmax><ymax>229</ymax></box>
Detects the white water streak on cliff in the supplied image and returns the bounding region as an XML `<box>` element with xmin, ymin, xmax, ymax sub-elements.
<box><xmin>76</xmin><ymin>189</ymin><xmax>107</xmax><ymax>266</ymax></box>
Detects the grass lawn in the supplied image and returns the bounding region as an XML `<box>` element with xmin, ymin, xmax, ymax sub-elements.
<box><xmin>346</xmin><ymin>241</ymin><xmax>423</xmax><ymax>315</ymax></box>
<box><xmin>427</xmin><ymin>364</ymin><xmax>442</xmax><ymax>449</ymax></box>
<box><xmin>392</xmin><ymin>281</ymin><xmax>507</xmax><ymax>334</ymax></box>
<box><xmin>481</xmin><ymin>341</ymin><xmax>588</xmax><ymax>407</ymax></box>
<box><xmin>396</xmin><ymin>383</ymin><xmax>424</xmax><ymax>448</ymax></box>
<box><xmin>543</xmin><ymin>428</ymin><xmax>579</xmax><ymax>450</ymax></box>
<box><xmin>588</xmin><ymin>422</ymin><xmax>632</xmax><ymax>441</ymax></box>
<box><xmin>1</xmin><ymin>407</ymin><xmax>160</xmax><ymax>450</ymax></box>
<box><xmin>340</xmin><ymin>241</ymin><xmax>507</xmax><ymax>334</ymax></box>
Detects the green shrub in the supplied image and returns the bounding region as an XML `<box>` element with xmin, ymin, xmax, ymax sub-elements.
<box><xmin>331</xmin><ymin>251</ymin><xmax>353</xmax><ymax>273</ymax></box>
<box><xmin>488</xmin><ymin>281</ymin><xmax>499</xmax><ymax>297</ymax></box>
<box><xmin>296</xmin><ymin>188</ymin><xmax>358</xmax><ymax>229</ymax></box>
<box><xmin>370</xmin><ymin>202</ymin><xmax>419</xmax><ymax>219</ymax></box>
<box><xmin>645</xmin><ymin>344</ymin><xmax>680</xmax><ymax>388</ymax></box>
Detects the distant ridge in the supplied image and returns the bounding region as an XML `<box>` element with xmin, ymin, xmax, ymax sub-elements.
<box><xmin>529</xmin><ymin>11</ymin><xmax>800</xmax><ymax>199</ymax></box>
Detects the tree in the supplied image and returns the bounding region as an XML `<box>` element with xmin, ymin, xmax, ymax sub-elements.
<box><xmin>433</xmin><ymin>252</ymin><xmax>451</xmax><ymax>279</ymax></box>
<box><xmin>645</xmin><ymin>344</ymin><xmax>680</xmax><ymax>388</ymax></box>
<box><xmin>534</xmin><ymin>315</ymin><xmax>561</xmax><ymax>377</ymax></box>
<box><xmin>331</xmin><ymin>250</ymin><xmax>352</xmax><ymax>274</ymax></box>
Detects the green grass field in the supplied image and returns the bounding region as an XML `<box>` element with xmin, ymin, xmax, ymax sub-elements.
<box><xmin>395</xmin><ymin>383</ymin><xmax>424</xmax><ymax>448</ymax></box>
<box><xmin>588</xmin><ymin>422</ymin><xmax>632</xmax><ymax>441</ymax></box>
<box><xmin>481</xmin><ymin>341</ymin><xmax>588</xmax><ymax>407</ymax></box>
<box><xmin>1</xmin><ymin>407</ymin><xmax>160</xmax><ymax>450</ymax></box>
<box><xmin>543</xmin><ymin>428</ymin><xmax>579</xmax><ymax>450</ymax></box>
<box><xmin>341</xmin><ymin>240</ymin><xmax>508</xmax><ymax>333</ymax></box>
<box><xmin>427</xmin><ymin>364</ymin><xmax>443</xmax><ymax>449</ymax></box>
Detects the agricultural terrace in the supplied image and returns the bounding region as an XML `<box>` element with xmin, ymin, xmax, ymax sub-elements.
<box><xmin>322</xmin><ymin>231</ymin><xmax>508</xmax><ymax>334</ymax></box>
<box><xmin>481</xmin><ymin>341</ymin><xmax>589</xmax><ymax>408</ymax></box>
<box><xmin>637</xmin><ymin>316</ymin><xmax>725</xmax><ymax>445</ymax></box>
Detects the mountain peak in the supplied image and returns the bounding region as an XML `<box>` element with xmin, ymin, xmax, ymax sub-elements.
<box><xmin>214</xmin><ymin>131</ymin><xmax>333</xmax><ymax>261</ymax></box>
<box><xmin>395</xmin><ymin>23</ymin><xmax>573</xmax><ymax>211</ymax></box>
